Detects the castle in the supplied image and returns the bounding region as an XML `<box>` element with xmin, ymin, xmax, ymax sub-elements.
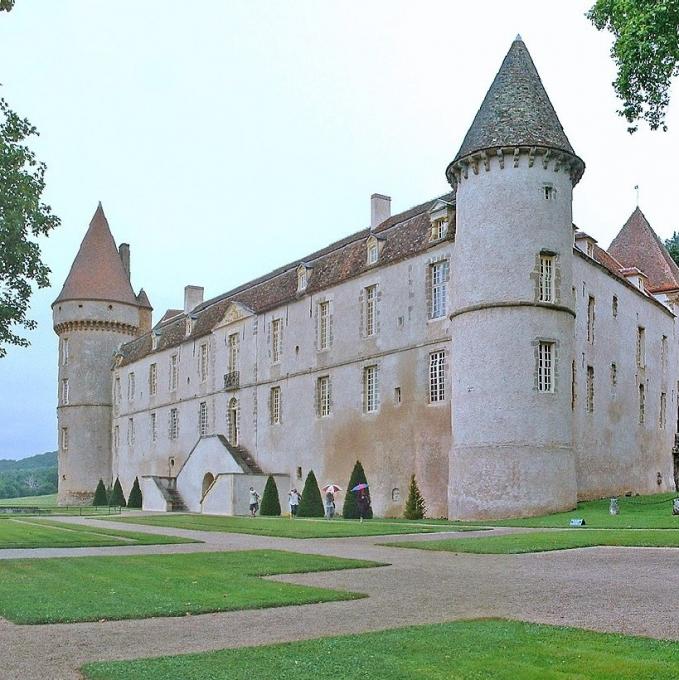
<box><xmin>53</xmin><ymin>37</ymin><xmax>679</xmax><ymax>519</ymax></box>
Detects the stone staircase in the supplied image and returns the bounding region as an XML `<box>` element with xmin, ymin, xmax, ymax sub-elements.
<box><xmin>151</xmin><ymin>476</ymin><xmax>188</xmax><ymax>512</ymax></box>
<box><xmin>215</xmin><ymin>434</ymin><xmax>263</xmax><ymax>474</ymax></box>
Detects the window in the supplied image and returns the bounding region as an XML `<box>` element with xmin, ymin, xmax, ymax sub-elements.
<box><xmin>228</xmin><ymin>333</ymin><xmax>239</xmax><ymax>373</ymax></box>
<box><xmin>127</xmin><ymin>373</ymin><xmax>135</xmax><ymax>401</ymax></box>
<box><xmin>660</xmin><ymin>392</ymin><xmax>667</xmax><ymax>429</ymax></box>
<box><xmin>430</xmin><ymin>260</ymin><xmax>449</xmax><ymax>319</ymax></box>
<box><xmin>127</xmin><ymin>418</ymin><xmax>135</xmax><ymax>446</ymax></box>
<box><xmin>151</xmin><ymin>332</ymin><xmax>159</xmax><ymax>350</ymax></box>
<box><xmin>151</xmin><ymin>412</ymin><xmax>157</xmax><ymax>442</ymax></box>
<box><xmin>61</xmin><ymin>427</ymin><xmax>69</xmax><ymax>451</ymax></box>
<box><xmin>639</xmin><ymin>384</ymin><xmax>645</xmax><ymax>424</ymax></box>
<box><xmin>611</xmin><ymin>362</ymin><xmax>617</xmax><ymax>387</ymax></box>
<box><xmin>170</xmin><ymin>354</ymin><xmax>179</xmax><ymax>391</ymax></box>
<box><xmin>318</xmin><ymin>301</ymin><xmax>330</xmax><ymax>350</ymax></box>
<box><xmin>367</xmin><ymin>240</ymin><xmax>378</xmax><ymax>265</ymax></box>
<box><xmin>169</xmin><ymin>408</ymin><xmax>179</xmax><ymax>439</ymax></box>
<box><xmin>297</xmin><ymin>266</ymin><xmax>308</xmax><ymax>292</ymax></box>
<box><xmin>365</xmin><ymin>285</ymin><xmax>377</xmax><ymax>337</ymax></box>
<box><xmin>113</xmin><ymin>425</ymin><xmax>119</xmax><ymax>449</ymax></box>
<box><xmin>661</xmin><ymin>335</ymin><xmax>668</xmax><ymax>373</ymax></box>
<box><xmin>199</xmin><ymin>401</ymin><xmax>208</xmax><ymax>435</ymax></box>
<box><xmin>587</xmin><ymin>296</ymin><xmax>595</xmax><ymax>343</ymax></box>
<box><xmin>149</xmin><ymin>363</ymin><xmax>157</xmax><ymax>396</ymax></box>
<box><xmin>61</xmin><ymin>338</ymin><xmax>69</xmax><ymax>366</ymax></box>
<box><xmin>394</xmin><ymin>386</ymin><xmax>402</xmax><ymax>405</ymax></box>
<box><xmin>317</xmin><ymin>376</ymin><xmax>330</xmax><ymax>417</ymax></box>
<box><xmin>429</xmin><ymin>350</ymin><xmax>446</xmax><ymax>402</ymax></box>
<box><xmin>363</xmin><ymin>365</ymin><xmax>378</xmax><ymax>413</ymax></box>
<box><xmin>586</xmin><ymin>241</ymin><xmax>594</xmax><ymax>258</ymax></box>
<box><xmin>270</xmin><ymin>387</ymin><xmax>281</xmax><ymax>424</ymax></box>
<box><xmin>539</xmin><ymin>254</ymin><xmax>554</xmax><ymax>303</ymax></box>
<box><xmin>543</xmin><ymin>185</ymin><xmax>553</xmax><ymax>200</ymax></box>
<box><xmin>612</xmin><ymin>295</ymin><xmax>618</xmax><ymax>318</ymax></box>
<box><xmin>114</xmin><ymin>376</ymin><xmax>121</xmax><ymax>404</ymax></box>
<box><xmin>432</xmin><ymin>217</ymin><xmax>448</xmax><ymax>241</ymax></box>
<box><xmin>272</xmin><ymin>318</ymin><xmax>282</xmax><ymax>363</ymax></box>
<box><xmin>538</xmin><ymin>342</ymin><xmax>554</xmax><ymax>393</ymax></box>
<box><xmin>199</xmin><ymin>343</ymin><xmax>209</xmax><ymax>383</ymax></box>
<box><xmin>61</xmin><ymin>378</ymin><xmax>69</xmax><ymax>405</ymax></box>
<box><xmin>586</xmin><ymin>366</ymin><xmax>594</xmax><ymax>413</ymax></box>
<box><xmin>636</xmin><ymin>327</ymin><xmax>645</xmax><ymax>368</ymax></box>
<box><xmin>227</xmin><ymin>398</ymin><xmax>239</xmax><ymax>445</ymax></box>
<box><xmin>571</xmin><ymin>360</ymin><xmax>576</xmax><ymax>410</ymax></box>
<box><xmin>185</xmin><ymin>317</ymin><xmax>193</xmax><ymax>336</ymax></box>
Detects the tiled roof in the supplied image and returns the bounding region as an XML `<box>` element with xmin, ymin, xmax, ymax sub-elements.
<box><xmin>608</xmin><ymin>207</ymin><xmax>679</xmax><ymax>293</ymax></box>
<box><xmin>136</xmin><ymin>289</ymin><xmax>153</xmax><ymax>310</ymax></box>
<box><xmin>53</xmin><ymin>204</ymin><xmax>139</xmax><ymax>307</ymax></box>
<box><xmin>117</xmin><ymin>193</ymin><xmax>455</xmax><ymax>366</ymax></box>
<box><xmin>451</xmin><ymin>37</ymin><xmax>578</xmax><ymax>165</ymax></box>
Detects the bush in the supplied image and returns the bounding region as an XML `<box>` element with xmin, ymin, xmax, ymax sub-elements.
<box><xmin>93</xmin><ymin>479</ymin><xmax>108</xmax><ymax>506</ymax></box>
<box><xmin>403</xmin><ymin>474</ymin><xmax>426</xmax><ymax>520</ymax></box>
<box><xmin>109</xmin><ymin>477</ymin><xmax>126</xmax><ymax>507</ymax></box>
<box><xmin>342</xmin><ymin>460</ymin><xmax>372</xmax><ymax>519</ymax></box>
<box><xmin>260</xmin><ymin>475</ymin><xmax>281</xmax><ymax>516</ymax></box>
<box><xmin>127</xmin><ymin>477</ymin><xmax>143</xmax><ymax>508</ymax></box>
<box><xmin>297</xmin><ymin>470</ymin><xmax>324</xmax><ymax>518</ymax></box>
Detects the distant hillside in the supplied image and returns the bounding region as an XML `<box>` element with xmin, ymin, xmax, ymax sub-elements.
<box><xmin>0</xmin><ymin>451</ymin><xmax>58</xmax><ymax>499</ymax></box>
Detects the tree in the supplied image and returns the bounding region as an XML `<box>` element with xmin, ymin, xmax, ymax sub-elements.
<box><xmin>127</xmin><ymin>477</ymin><xmax>143</xmax><ymax>508</ymax></box>
<box><xmin>342</xmin><ymin>460</ymin><xmax>373</xmax><ymax>519</ymax></box>
<box><xmin>109</xmin><ymin>477</ymin><xmax>126</xmax><ymax>507</ymax></box>
<box><xmin>588</xmin><ymin>0</ymin><xmax>679</xmax><ymax>132</ymax></box>
<box><xmin>259</xmin><ymin>475</ymin><xmax>281</xmax><ymax>516</ymax></box>
<box><xmin>665</xmin><ymin>231</ymin><xmax>679</xmax><ymax>266</ymax></box>
<box><xmin>297</xmin><ymin>470</ymin><xmax>324</xmax><ymax>518</ymax></box>
<box><xmin>93</xmin><ymin>479</ymin><xmax>108</xmax><ymax>506</ymax></box>
<box><xmin>403</xmin><ymin>475</ymin><xmax>426</xmax><ymax>520</ymax></box>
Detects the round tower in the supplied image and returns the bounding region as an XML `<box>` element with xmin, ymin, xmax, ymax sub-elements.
<box><xmin>53</xmin><ymin>204</ymin><xmax>146</xmax><ymax>504</ymax></box>
<box><xmin>445</xmin><ymin>37</ymin><xmax>585</xmax><ymax>519</ymax></box>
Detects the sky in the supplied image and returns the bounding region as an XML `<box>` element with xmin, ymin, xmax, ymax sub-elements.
<box><xmin>0</xmin><ymin>1</ymin><xmax>677</xmax><ymax>460</ymax></box>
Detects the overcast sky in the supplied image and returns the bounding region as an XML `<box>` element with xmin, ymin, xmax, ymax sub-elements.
<box><xmin>0</xmin><ymin>1</ymin><xmax>677</xmax><ymax>459</ymax></box>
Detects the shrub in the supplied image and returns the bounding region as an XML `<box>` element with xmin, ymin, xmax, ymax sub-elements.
<box><xmin>109</xmin><ymin>477</ymin><xmax>126</xmax><ymax>507</ymax></box>
<box><xmin>403</xmin><ymin>474</ymin><xmax>426</xmax><ymax>520</ymax></box>
<box><xmin>127</xmin><ymin>477</ymin><xmax>143</xmax><ymax>508</ymax></box>
<box><xmin>93</xmin><ymin>479</ymin><xmax>108</xmax><ymax>506</ymax></box>
<box><xmin>260</xmin><ymin>475</ymin><xmax>281</xmax><ymax>516</ymax></box>
<box><xmin>297</xmin><ymin>470</ymin><xmax>324</xmax><ymax>518</ymax></box>
<box><xmin>342</xmin><ymin>460</ymin><xmax>372</xmax><ymax>519</ymax></box>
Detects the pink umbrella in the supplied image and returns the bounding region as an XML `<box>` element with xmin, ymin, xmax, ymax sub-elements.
<box><xmin>323</xmin><ymin>484</ymin><xmax>342</xmax><ymax>493</ymax></box>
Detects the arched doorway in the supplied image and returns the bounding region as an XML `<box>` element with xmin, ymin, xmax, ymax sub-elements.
<box><xmin>202</xmin><ymin>472</ymin><xmax>215</xmax><ymax>497</ymax></box>
<box><xmin>228</xmin><ymin>398</ymin><xmax>239</xmax><ymax>446</ymax></box>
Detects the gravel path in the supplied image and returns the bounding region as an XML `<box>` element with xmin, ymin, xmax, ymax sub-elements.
<box><xmin>1</xmin><ymin>516</ymin><xmax>678</xmax><ymax>679</ymax></box>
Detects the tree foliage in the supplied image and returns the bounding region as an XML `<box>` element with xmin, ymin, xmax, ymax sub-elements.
<box><xmin>93</xmin><ymin>479</ymin><xmax>108</xmax><ymax>506</ymax></box>
<box><xmin>109</xmin><ymin>477</ymin><xmax>126</xmax><ymax>507</ymax></box>
<box><xmin>260</xmin><ymin>475</ymin><xmax>281</xmax><ymax>516</ymax></box>
<box><xmin>665</xmin><ymin>231</ymin><xmax>679</xmax><ymax>266</ymax></box>
<box><xmin>127</xmin><ymin>477</ymin><xmax>143</xmax><ymax>508</ymax></box>
<box><xmin>342</xmin><ymin>460</ymin><xmax>372</xmax><ymax>519</ymax></box>
<box><xmin>403</xmin><ymin>474</ymin><xmax>426</xmax><ymax>520</ymax></box>
<box><xmin>297</xmin><ymin>470</ymin><xmax>324</xmax><ymax>518</ymax></box>
<box><xmin>588</xmin><ymin>0</ymin><xmax>679</xmax><ymax>132</ymax></box>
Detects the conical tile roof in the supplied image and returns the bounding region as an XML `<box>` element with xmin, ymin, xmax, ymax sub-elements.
<box><xmin>608</xmin><ymin>207</ymin><xmax>679</xmax><ymax>293</ymax></box>
<box><xmin>53</xmin><ymin>204</ymin><xmax>138</xmax><ymax>306</ymax></box>
<box><xmin>452</xmin><ymin>37</ymin><xmax>577</xmax><ymax>164</ymax></box>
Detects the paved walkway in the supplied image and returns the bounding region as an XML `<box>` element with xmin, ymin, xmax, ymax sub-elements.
<box><xmin>2</xmin><ymin>516</ymin><xmax>679</xmax><ymax>679</ymax></box>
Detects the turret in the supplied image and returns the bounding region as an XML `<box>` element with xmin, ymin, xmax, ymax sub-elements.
<box><xmin>52</xmin><ymin>204</ymin><xmax>151</xmax><ymax>504</ymax></box>
<box><xmin>446</xmin><ymin>37</ymin><xmax>584</xmax><ymax>519</ymax></box>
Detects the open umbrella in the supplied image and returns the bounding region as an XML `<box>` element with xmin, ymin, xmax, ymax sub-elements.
<box><xmin>323</xmin><ymin>484</ymin><xmax>342</xmax><ymax>493</ymax></box>
<box><xmin>351</xmin><ymin>483</ymin><xmax>369</xmax><ymax>492</ymax></box>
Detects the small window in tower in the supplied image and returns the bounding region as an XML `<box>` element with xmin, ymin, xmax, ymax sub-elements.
<box><xmin>539</xmin><ymin>254</ymin><xmax>555</xmax><ymax>303</ymax></box>
<box><xmin>61</xmin><ymin>427</ymin><xmax>69</xmax><ymax>452</ymax></box>
<box><xmin>537</xmin><ymin>342</ymin><xmax>555</xmax><ymax>393</ymax></box>
<box><xmin>113</xmin><ymin>425</ymin><xmax>119</xmax><ymax>449</ymax></box>
<box><xmin>61</xmin><ymin>379</ymin><xmax>69</xmax><ymax>405</ymax></box>
<box><xmin>611</xmin><ymin>362</ymin><xmax>617</xmax><ymax>387</ymax></box>
<box><xmin>394</xmin><ymin>386</ymin><xmax>402</xmax><ymax>405</ymax></box>
<box><xmin>543</xmin><ymin>185</ymin><xmax>554</xmax><ymax>200</ymax></box>
<box><xmin>150</xmin><ymin>412</ymin><xmax>157</xmax><ymax>442</ymax></box>
<box><xmin>586</xmin><ymin>366</ymin><xmax>594</xmax><ymax>413</ymax></box>
<box><xmin>639</xmin><ymin>383</ymin><xmax>645</xmax><ymax>424</ymax></box>
<box><xmin>429</xmin><ymin>350</ymin><xmax>446</xmax><ymax>402</ymax></box>
<box><xmin>660</xmin><ymin>392</ymin><xmax>667</xmax><ymax>429</ymax></box>
<box><xmin>637</xmin><ymin>326</ymin><xmax>645</xmax><ymax>368</ymax></box>
<box><xmin>612</xmin><ymin>295</ymin><xmax>618</xmax><ymax>318</ymax></box>
<box><xmin>61</xmin><ymin>338</ymin><xmax>69</xmax><ymax>366</ymax></box>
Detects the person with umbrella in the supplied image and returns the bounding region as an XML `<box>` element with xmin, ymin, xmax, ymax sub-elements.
<box><xmin>322</xmin><ymin>484</ymin><xmax>341</xmax><ymax>520</ymax></box>
<box><xmin>352</xmin><ymin>483</ymin><xmax>371</xmax><ymax>522</ymax></box>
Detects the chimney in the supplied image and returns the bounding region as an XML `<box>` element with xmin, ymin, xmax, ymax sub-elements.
<box><xmin>371</xmin><ymin>194</ymin><xmax>391</xmax><ymax>230</ymax></box>
<box><xmin>119</xmin><ymin>243</ymin><xmax>131</xmax><ymax>281</ymax></box>
<box><xmin>183</xmin><ymin>285</ymin><xmax>204</xmax><ymax>313</ymax></box>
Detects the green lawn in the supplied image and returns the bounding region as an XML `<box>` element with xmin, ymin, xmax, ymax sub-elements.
<box><xmin>386</xmin><ymin>528</ymin><xmax>679</xmax><ymax>554</ymax></box>
<box><xmin>82</xmin><ymin>618</ymin><xmax>679</xmax><ymax>679</ymax></box>
<box><xmin>0</xmin><ymin>493</ymin><xmax>57</xmax><ymax>506</ymax></box>
<box><xmin>0</xmin><ymin>518</ymin><xmax>196</xmax><ymax>549</ymax></box>
<box><xmin>111</xmin><ymin>513</ymin><xmax>471</xmax><ymax>538</ymax></box>
<box><xmin>0</xmin><ymin>550</ymin><xmax>382</xmax><ymax>624</ymax></box>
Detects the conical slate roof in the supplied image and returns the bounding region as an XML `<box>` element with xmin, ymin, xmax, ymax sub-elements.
<box><xmin>136</xmin><ymin>288</ymin><xmax>153</xmax><ymax>310</ymax></box>
<box><xmin>608</xmin><ymin>207</ymin><xmax>679</xmax><ymax>293</ymax></box>
<box><xmin>53</xmin><ymin>204</ymin><xmax>138</xmax><ymax>306</ymax></box>
<box><xmin>452</xmin><ymin>36</ymin><xmax>577</xmax><ymax>164</ymax></box>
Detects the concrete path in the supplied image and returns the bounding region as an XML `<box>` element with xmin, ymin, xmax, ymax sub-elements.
<box><xmin>1</xmin><ymin>516</ymin><xmax>678</xmax><ymax>679</ymax></box>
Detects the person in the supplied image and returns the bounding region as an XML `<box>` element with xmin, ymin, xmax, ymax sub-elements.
<box><xmin>248</xmin><ymin>486</ymin><xmax>260</xmax><ymax>517</ymax></box>
<box><xmin>324</xmin><ymin>490</ymin><xmax>335</xmax><ymax>519</ymax></box>
<box><xmin>357</xmin><ymin>491</ymin><xmax>371</xmax><ymax>522</ymax></box>
<box><xmin>288</xmin><ymin>488</ymin><xmax>301</xmax><ymax>518</ymax></box>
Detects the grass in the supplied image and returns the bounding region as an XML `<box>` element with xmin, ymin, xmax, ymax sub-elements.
<box><xmin>0</xmin><ymin>493</ymin><xmax>57</xmax><ymax>506</ymax></box>
<box><xmin>110</xmin><ymin>513</ymin><xmax>473</xmax><ymax>538</ymax></box>
<box><xmin>385</xmin><ymin>528</ymin><xmax>679</xmax><ymax>554</ymax></box>
<box><xmin>82</xmin><ymin>618</ymin><xmax>679</xmax><ymax>679</ymax></box>
<box><xmin>0</xmin><ymin>518</ymin><xmax>197</xmax><ymax>549</ymax></box>
<box><xmin>0</xmin><ymin>550</ymin><xmax>382</xmax><ymax>624</ymax></box>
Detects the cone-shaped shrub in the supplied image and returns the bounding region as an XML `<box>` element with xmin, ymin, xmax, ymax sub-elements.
<box><xmin>342</xmin><ymin>460</ymin><xmax>372</xmax><ymax>519</ymax></box>
<box><xmin>109</xmin><ymin>477</ymin><xmax>127</xmax><ymax>507</ymax></box>
<box><xmin>127</xmin><ymin>477</ymin><xmax>143</xmax><ymax>508</ymax></box>
<box><xmin>297</xmin><ymin>470</ymin><xmax>324</xmax><ymax>518</ymax></box>
<box><xmin>93</xmin><ymin>479</ymin><xmax>108</xmax><ymax>506</ymax></box>
<box><xmin>260</xmin><ymin>475</ymin><xmax>281</xmax><ymax>516</ymax></box>
<box><xmin>403</xmin><ymin>474</ymin><xmax>426</xmax><ymax>520</ymax></box>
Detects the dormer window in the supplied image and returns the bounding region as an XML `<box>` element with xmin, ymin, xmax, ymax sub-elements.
<box><xmin>586</xmin><ymin>241</ymin><xmax>594</xmax><ymax>258</ymax></box>
<box><xmin>297</xmin><ymin>264</ymin><xmax>311</xmax><ymax>293</ymax></box>
<box><xmin>151</xmin><ymin>331</ymin><xmax>160</xmax><ymax>350</ymax></box>
<box><xmin>428</xmin><ymin>199</ymin><xmax>454</xmax><ymax>243</ymax></box>
<box><xmin>366</xmin><ymin>235</ymin><xmax>383</xmax><ymax>266</ymax></box>
<box><xmin>432</xmin><ymin>217</ymin><xmax>448</xmax><ymax>241</ymax></box>
<box><xmin>185</xmin><ymin>317</ymin><xmax>193</xmax><ymax>336</ymax></box>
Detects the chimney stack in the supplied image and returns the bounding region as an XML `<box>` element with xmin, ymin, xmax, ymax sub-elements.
<box><xmin>370</xmin><ymin>194</ymin><xmax>391</xmax><ymax>230</ymax></box>
<box><xmin>183</xmin><ymin>285</ymin><xmax>204</xmax><ymax>313</ymax></box>
<box><xmin>119</xmin><ymin>243</ymin><xmax>131</xmax><ymax>281</ymax></box>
